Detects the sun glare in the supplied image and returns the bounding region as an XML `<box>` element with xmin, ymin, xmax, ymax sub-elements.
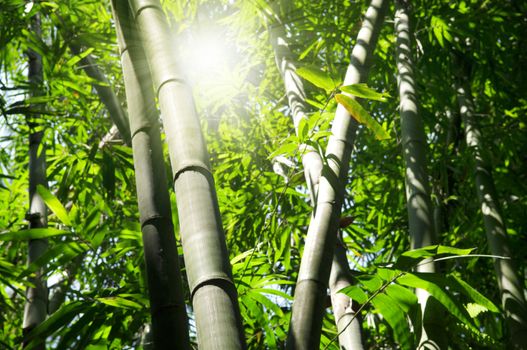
<box><xmin>177</xmin><ymin>25</ymin><xmax>241</xmax><ymax>90</ymax></box>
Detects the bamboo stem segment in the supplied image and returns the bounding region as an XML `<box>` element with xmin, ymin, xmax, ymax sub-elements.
<box><xmin>128</xmin><ymin>0</ymin><xmax>246</xmax><ymax>348</ymax></box>
<box><xmin>455</xmin><ymin>70</ymin><xmax>527</xmax><ymax>349</ymax></box>
<box><xmin>112</xmin><ymin>1</ymin><xmax>191</xmax><ymax>348</ymax></box>
<box><xmin>287</xmin><ymin>1</ymin><xmax>387</xmax><ymax>348</ymax></box>
<box><xmin>23</xmin><ymin>11</ymin><xmax>48</xmax><ymax>350</ymax></box>
<box><xmin>394</xmin><ymin>2</ymin><xmax>443</xmax><ymax>347</ymax></box>
<box><xmin>268</xmin><ymin>7</ymin><xmax>364</xmax><ymax>347</ymax></box>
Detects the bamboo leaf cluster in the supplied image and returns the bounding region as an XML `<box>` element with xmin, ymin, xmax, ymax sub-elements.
<box><xmin>0</xmin><ymin>0</ymin><xmax>526</xmax><ymax>349</ymax></box>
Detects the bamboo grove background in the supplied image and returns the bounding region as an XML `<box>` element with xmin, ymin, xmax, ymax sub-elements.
<box><xmin>0</xmin><ymin>0</ymin><xmax>526</xmax><ymax>349</ymax></box>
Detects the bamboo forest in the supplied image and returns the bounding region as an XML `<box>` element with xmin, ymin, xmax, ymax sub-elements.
<box><xmin>1</xmin><ymin>0</ymin><xmax>526</xmax><ymax>349</ymax></box>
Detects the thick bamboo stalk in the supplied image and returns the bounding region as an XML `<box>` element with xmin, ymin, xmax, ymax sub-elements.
<box><xmin>268</xmin><ymin>11</ymin><xmax>364</xmax><ymax>348</ymax></box>
<box><xmin>455</xmin><ymin>73</ymin><xmax>527</xmax><ymax>349</ymax></box>
<box><xmin>287</xmin><ymin>1</ymin><xmax>387</xmax><ymax>348</ymax></box>
<box><xmin>394</xmin><ymin>2</ymin><xmax>444</xmax><ymax>348</ymax></box>
<box><xmin>111</xmin><ymin>2</ymin><xmax>191</xmax><ymax>348</ymax></box>
<box><xmin>23</xmin><ymin>11</ymin><xmax>48</xmax><ymax>350</ymax></box>
<box><xmin>128</xmin><ymin>0</ymin><xmax>246</xmax><ymax>348</ymax></box>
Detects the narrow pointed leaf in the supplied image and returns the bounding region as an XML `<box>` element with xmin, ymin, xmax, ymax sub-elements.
<box><xmin>37</xmin><ymin>184</ymin><xmax>71</xmax><ymax>226</ymax></box>
<box><xmin>335</xmin><ymin>94</ymin><xmax>390</xmax><ymax>140</ymax></box>
<box><xmin>296</xmin><ymin>66</ymin><xmax>338</xmax><ymax>92</ymax></box>
<box><xmin>449</xmin><ymin>275</ymin><xmax>500</xmax><ymax>313</ymax></box>
<box><xmin>372</xmin><ymin>293</ymin><xmax>414</xmax><ymax>350</ymax></box>
<box><xmin>268</xmin><ymin>141</ymin><xmax>297</xmax><ymax>159</ymax></box>
<box><xmin>397</xmin><ymin>272</ymin><xmax>478</xmax><ymax>332</ymax></box>
<box><xmin>96</xmin><ymin>296</ymin><xmax>143</xmax><ymax>310</ymax></box>
<box><xmin>24</xmin><ymin>301</ymin><xmax>88</xmax><ymax>343</ymax></box>
<box><xmin>339</xmin><ymin>285</ymin><xmax>368</xmax><ymax>304</ymax></box>
<box><xmin>340</xmin><ymin>83</ymin><xmax>390</xmax><ymax>102</ymax></box>
<box><xmin>395</xmin><ymin>245</ymin><xmax>474</xmax><ymax>270</ymax></box>
<box><xmin>0</xmin><ymin>228</ymin><xmax>69</xmax><ymax>241</ymax></box>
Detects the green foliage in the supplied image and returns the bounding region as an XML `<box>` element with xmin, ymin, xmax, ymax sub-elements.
<box><xmin>0</xmin><ymin>0</ymin><xmax>525</xmax><ymax>349</ymax></box>
<box><xmin>335</xmin><ymin>94</ymin><xmax>390</xmax><ymax>140</ymax></box>
<box><xmin>338</xmin><ymin>247</ymin><xmax>500</xmax><ymax>349</ymax></box>
<box><xmin>296</xmin><ymin>66</ymin><xmax>339</xmax><ymax>92</ymax></box>
<box><xmin>340</xmin><ymin>83</ymin><xmax>390</xmax><ymax>102</ymax></box>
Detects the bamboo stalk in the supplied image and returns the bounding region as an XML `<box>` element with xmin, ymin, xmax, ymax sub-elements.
<box><xmin>268</xmin><ymin>19</ymin><xmax>323</xmax><ymax>203</ymax></box>
<box><xmin>69</xmin><ymin>44</ymin><xmax>132</xmax><ymax>146</ymax></box>
<box><xmin>111</xmin><ymin>1</ymin><xmax>191</xmax><ymax>348</ymax></box>
<box><xmin>23</xmin><ymin>11</ymin><xmax>48</xmax><ymax>350</ymax></box>
<box><xmin>268</xmin><ymin>9</ymin><xmax>364</xmax><ymax>348</ymax></box>
<box><xmin>128</xmin><ymin>0</ymin><xmax>246</xmax><ymax>348</ymax></box>
<box><xmin>455</xmin><ymin>67</ymin><xmax>527</xmax><ymax>349</ymax></box>
<box><xmin>287</xmin><ymin>1</ymin><xmax>388</xmax><ymax>348</ymax></box>
<box><xmin>329</xmin><ymin>237</ymin><xmax>364</xmax><ymax>350</ymax></box>
<box><xmin>53</xmin><ymin>11</ymin><xmax>131</xmax><ymax>145</ymax></box>
<box><xmin>394</xmin><ymin>2</ymin><xmax>444</xmax><ymax>347</ymax></box>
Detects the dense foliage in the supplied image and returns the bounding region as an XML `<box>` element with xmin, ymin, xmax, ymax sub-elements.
<box><xmin>1</xmin><ymin>0</ymin><xmax>526</xmax><ymax>348</ymax></box>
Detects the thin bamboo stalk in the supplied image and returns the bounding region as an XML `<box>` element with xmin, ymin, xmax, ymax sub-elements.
<box><xmin>68</xmin><ymin>44</ymin><xmax>131</xmax><ymax>146</ymax></box>
<box><xmin>23</xmin><ymin>11</ymin><xmax>48</xmax><ymax>350</ymax></box>
<box><xmin>111</xmin><ymin>2</ymin><xmax>191</xmax><ymax>348</ymax></box>
<box><xmin>455</xmin><ymin>70</ymin><xmax>527</xmax><ymax>349</ymax></box>
<box><xmin>329</xmin><ymin>237</ymin><xmax>364</xmax><ymax>350</ymax></box>
<box><xmin>128</xmin><ymin>0</ymin><xmax>246</xmax><ymax>348</ymax></box>
<box><xmin>287</xmin><ymin>1</ymin><xmax>388</xmax><ymax>348</ymax></box>
<box><xmin>394</xmin><ymin>2</ymin><xmax>444</xmax><ymax>348</ymax></box>
<box><xmin>268</xmin><ymin>19</ymin><xmax>323</xmax><ymax>203</ymax></box>
<box><xmin>268</xmin><ymin>10</ymin><xmax>364</xmax><ymax>348</ymax></box>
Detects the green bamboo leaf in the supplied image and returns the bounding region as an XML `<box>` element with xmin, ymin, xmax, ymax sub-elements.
<box><xmin>231</xmin><ymin>248</ymin><xmax>256</xmax><ymax>266</ymax></box>
<box><xmin>449</xmin><ymin>275</ymin><xmax>500</xmax><ymax>313</ymax></box>
<box><xmin>397</xmin><ymin>272</ymin><xmax>478</xmax><ymax>333</ymax></box>
<box><xmin>66</xmin><ymin>47</ymin><xmax>94</xmax><ymax>67</ymax></box>
<box><xmin>339</xmin><ymin>285</ymin><xmax>368</xmax><ymax>304</ymax></box>
<box><xmin>248</xmin><ymin>291</ymin><xmax>283</xmax><ymax>316</ymax></box>
<box><xmin>335</xmin><ymin>94</ymin><xmax>390</xmax><ymax>140</ymax></box>
<box><xmin>384</xmin><ymin>284</ymin><xmax>417</xmax><ymax>312</ymax></box>
<box><xmin>60</xmin><ymin>80</ymin><xmax>91</xmax><ymax>95</ymax></box>
<box><xmin>436</xmin><ymin>245</ymin><xmax>475</xmax><ymax>256</ymax></box>
<box><xmin>55</xmin><ymin>308</ymin><xmax>99</xmax><ymax>349</ymax></box>
<box><xmin>0</xmin><ymin>228</ymin><xmax>69</xmax><ymax>241</ymax></box>
<box><xmin>384</xmin><ymin>283</ymin><xmax>422</xmax><ymax>341</ymax></box>
<box><xmin>268</xmin><ymin>141</ymin><xmax>297</xmax><ymax>159</ymax></box>
<box><xmin>395</xmin><ymin>245</ymin><xmax>474</xmax><ymax>270</ymax></box>
<box><xmin>466</xmin><ymin>303</ymin><xmax>489</xmax><ymax>318</ymax></box>
<box><xmin>296</xmin><ymin>66</ymin><xmax>338</xmax><ymax>92</ymax></box>
<box><xmin>355</xmin><ymin>274</ymin><xmax>383</xmax><ymax>292</ymax></box>
<box><xmin>19</xmin><ymin>242</ymin><xmax>88</xmax><ymax>279</ymax></box>
<box><xmin>252</xmin><ymin>288</ymin><xmax>292</xmax><ymax>301</ymax></box>
<box><xmin>372</xmin><ymin>293</ymin><xmax>414</xmax><ymax>350</ymax></box>
<box><xmin>340</xmin><ymin>83</ymin><xmax>390</xmax><ymax>102</ymax></box>
<box><xmin>24</xmin><ymin>301</ymin><xmax>88</xmax><ymax>346</ymax></box>
<box><xmin>36</xmin><ymin>184</ymin><xmax>71</xmax><ymax>226</ymax></box>
<box><xmin>96</xmin><ymin>296</ymin><xmax>143</xmax><ymax>310</ymax></box>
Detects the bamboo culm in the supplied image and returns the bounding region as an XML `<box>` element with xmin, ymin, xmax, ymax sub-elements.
<box><xmin>23</xmin><ymin>11</ymin><xmax>48</xmax><ymax>350</ymax></box>
<box><xmin>287</xmin><ymin>1</ymin><xmax>388</xmax><ymax>348</ymax></box>
<box><xmin>455</xmin><ymin>69</ymin><xmax>527</xmax><ymax>349</ymax></box>
<box><xmin>111</xmin><ymin>1</ymin><xmax>191</xmax><ymax>348</ymax></box>
<box><xmin>329</xmin><ymin>238</ymin><xmax>364</xmax><ymax>350</ymax></box>
<box><xmin>394</xmin><ymin>2</ymin><xmax>445</xmax><ymax>348</ymax></box>
<box><xmin>69</xmin><ymin>44</ymin><xmax>132</xmax><ymax>146</ymax></box>
<box><xmin>268</xmin><ymin>7</ymin><xmax>365</xmax><ymax>348</ymax></box>
<box><xmin>128</xmin><ymin>0</ymin><xmax>246</xmax><ymax>348</ymax></box>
